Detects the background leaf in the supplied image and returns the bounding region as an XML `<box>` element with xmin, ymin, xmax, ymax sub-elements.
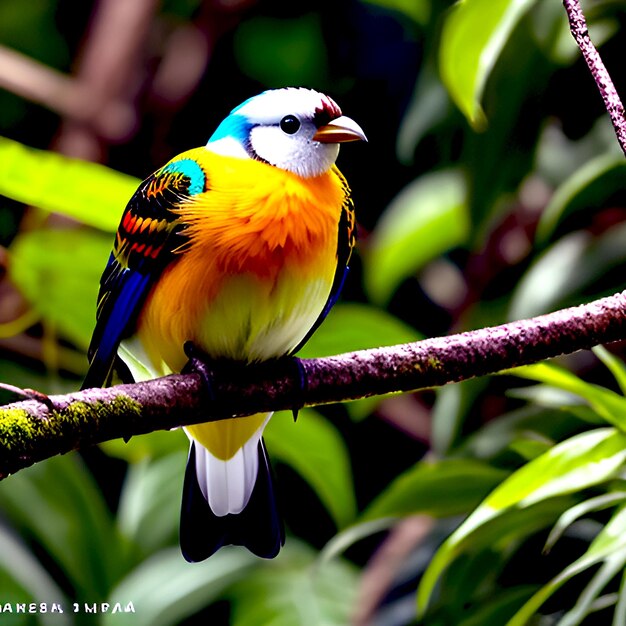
<box><xmin>509</xmin><ymin>211</ymin><xmax>626</xmax><ymax>320</ymax></box>
<box><xmin>116</xmin><ymin>450</ymin><xmax>187</xmax><ymax>555</ymax></box>
<box><xmin>0</xmin><ymin>454</ymin><xmax>127</xmax><ymax>599</ymax></box>
<box><xmin>418</xmin><ymin>428</ymin><xmax>626</xmax><ymax>614</ymax></box>
<box><xmin>0</xmin><ymin>523</ymin><xmax>73</xmax><ymax>626</ymax></box>
<box><xmin>362</xmin><ymin>458</ymin><xmax>507</xmax><ymax>520</ymax></box>
<box><xmin>535</xmin><ymin>153</ymin><xmax>626</xmax><ymax>246</ymax></box>
<box><xmin>102</xmin><ymin>547</ymin><xmax>256</xmax><ymax>626</ymax></box>
<box><xmin>229</xmin><ymin>542</ymin><xmax>358</xmax><ymax>626</ymax></box>
<box><xmin>265</xmin><ymin>410</ymin><xmax>357</xmax><ymax>529</ymax></box>
<box><xmin>440</xmin><ymin>0</ymin><xmax>538</xmax><ymax>128</ymax></box>
<box><xmin>508</xmin><ymin>506</ymin><xmax>626</xmax><ymax>626</ymax></box>
<box><xmin>9</xmin><ymin>228</ymin><xmax>111</xmax><ymax>350</ymax></box>
<box><xmin>509</xmin><ymin>362</ymin><xmax>626</xmax><ymax>430</ymax></box>
<box><xmin>364</xmin><ymin>169</ymin><xmax>468</xmax><ymax>304</ymax></box>
<box><xmin>298</xmin><ymin>302</ymin><xmax>421</xmax><ymax>358</ymax></box>
<box><xmin>0</xmin><ymin>136</ymin><xmax>137</xmax><ymax>232</ymax></box>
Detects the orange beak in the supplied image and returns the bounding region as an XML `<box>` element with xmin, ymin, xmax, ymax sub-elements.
<box><xmin>313</xmin><ymin>115</ymin><xmax>367</xmax><ymax>144</ymax></box>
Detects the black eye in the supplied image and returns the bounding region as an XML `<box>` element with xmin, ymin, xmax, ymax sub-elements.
<box><xmin>280</xmin><ymin>115</ymin><xmax>301</xmax><ymax>134</ymax></box>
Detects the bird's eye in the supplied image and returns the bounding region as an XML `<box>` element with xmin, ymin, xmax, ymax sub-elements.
<box><xmin>279</xmin><ymin>115</ymin><xmax>301</xmax><ymax>135</ymax></box>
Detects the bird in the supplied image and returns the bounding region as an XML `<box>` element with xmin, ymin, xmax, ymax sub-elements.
<box><xmin>82</xmin><ymin>87</ymin><xmax>366</xmax><ymax>562</ymax></box>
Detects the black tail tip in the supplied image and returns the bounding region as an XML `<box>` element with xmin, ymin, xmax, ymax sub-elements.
<box><xmin>180</xmin><ymin>441</ymin><xmax>284</xmax><ymax>562</ymax></box>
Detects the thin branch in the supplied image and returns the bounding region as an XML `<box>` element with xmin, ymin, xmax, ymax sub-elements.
<box><xmin>1</xmin><ymin>290</ymin><xmax>625</xmax><ymax>479</ymax></box>
<box><xmin>563</xmin><ymin>0</ymin><xmax>626</xmax><ymax>155</ymax></box>
<box><xmin>0</xmin><ymin>46</ymin><xmax>86</xmax><ymax>119</ymax></box>
<box><xmin>54</xmin><ymin>0</ymin><xmax>159</xmax><ymax>161</ymax></box>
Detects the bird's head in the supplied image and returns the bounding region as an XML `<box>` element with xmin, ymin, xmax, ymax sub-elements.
<box><xmin>206</xmin><ymin>88</ymin><xmax>366</xmax><ymax>178</ymax></box>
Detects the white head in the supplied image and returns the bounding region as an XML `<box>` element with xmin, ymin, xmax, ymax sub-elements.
<box><xmin>206</xmin><ymin>88</ymin><xmax>366</xmax><ymax>178</ymax></box>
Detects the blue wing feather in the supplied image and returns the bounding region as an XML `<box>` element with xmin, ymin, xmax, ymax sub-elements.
<box><xmin>82</xmin><ymin>159</ymin><xmax>207</xmax><ymax>389</ymax></box>
<box><xmin>82</xmin><ymin>271</ymin><xmax>151</xmax><ymax>389</ymax></box>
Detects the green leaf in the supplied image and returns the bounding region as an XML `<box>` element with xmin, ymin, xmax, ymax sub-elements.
<box><xmin>362</xmin><ymin>0</ymin><xmax>430</xmax><ymax>25</ymax></box>
<box><xmin>593</xmin><ymin>346</ymin><xmax>626</xmax><ymax>397</ymax></box>
<box><xmin>509</xmin><ymin>222</ymin><xmax>626</xmax><ymax>319</ymax></box>
<box><xmin>364</xmin><ymin>169</ymin><xmax>468</xmax><ymax>304</ymax></box>
<box><xmin>508</xmin><ymin>435</ymin><xmax>553</xmax><ymax>461</ymax></box>
<box><xmin>534</xmin><ymin>117</ymin><xmax>619</xmax><ymax>189</ymax></box>
<box><xmin>397</xmin><ymin>63</ymin><xmax>450</xmax><ymax>163</ymax></box>
<box><xmin>102</xmin><ymin>547</ymin><xmax>256</xmax><ymax>626</ymax></box>
<box><xmin>507</xmin><ymin>231</ymin><xmax>588</xmax><ymax>320</ymax></box>
<box><xmin>265</xmin><ymin>410</ymin><xmax>357</xmax><ymax>529</ymax></box>
<box><xmin>297</xmin><ymin>302</ymin><xmax>421</xmax><ymax>358</ymax></box>
<box><xmin>417</xmin><ymin>428</ymin><xmax>626</xmax><ymax>615</ymax></box>
<box><xmin>509</xmin><ymin>362</ymin><xmax>626</xmax><ymax>431</ymax></box>
<box><xmin>432</xmin><ymin>379</ymin><xmax>488</xmax><ymax>455</ymax></box>
<box><xmin>544</xmin><ymin>491</ymin><xmax>626</xmax><ymax>553</ymax></box>
<box><xmin>234</xmin><ymin>14</ymin><xmax>328</xmax><ymax>88</ymax></box>
<box><xmin>230</xmin><ymin>542</ymin><xmax>357</xmax><ymax>626</ymax></box>
<box><xmin>298</xmin><ymin>303</ymin><xmax>421</xmax><ymax>420</ymax></box>
<box><xmin>508</xmin><ymin>506</ymin><xmax>626</xmax><ymax>625</ymax></box>
<box><xmin>462</xmin><ymin>404</ymin><xmax>591</xmax><ymax>461</ymax></box>
<box><xmin>615</xmin><ymin>569</ymin><xmax>626</xmax><ymax>626</ymax></box>
<box><xmin>558</xmin><ymin>552</ymin><xmax>626</xmax><ymax>626</ymax></box>
<box><xmin>535</xmin><ymin>153</ymin><xmax>626</xmax><ymax>246</ymax></box>
<box><xmin>486</xmin><ymin>429</ymin><xmax>626</xmax><ymax>510</ymax></box>
<box><xmin>362</xmin><ymin>458</ymin><xmax>507</xmax><ymax>521</ymax></box>
<box><xmin>439</xmin><ymin>0</ymin><xmax>537</xmax><ymax>128</ymax></box>
<box><xmin>0</xmin><ymin>524</ymin><xmax>72</xmax><ymax>626</ymax></box>
<box><xmin>9</xmin><ymin>228</ymin><xmax>111</xmax><ymax>350</ymax></box>
<box><xmin>117</xmin><ymin>451</ymin><xmax>187</xmax><ymax>555</ymax></box>
<box><xmin>317</xmin><ymin>518</ymin><xmax>397</xmax><ymax>565</ymax></box>
<box><xmin>101</xmin><ymin>428</ymin><xmax>188</xmax><ymax>463</ymax></box>
<box><xmin>0</xmin><ymin>454</ymin><xmax>126</xmax><ymax>598</ymax></box>
<box><xmin>459</xmin><ymin>586</ymin><xmax>538</xmax><ymax>626</ymax></box>
<box><xmin>431</xmin><ymin>498</ymin><xmax>574</xmax><ymax>623</ymax></box>
<box><xmin>0</xmin><ymin>136</ymin><xmax>137</xmax><ymax>232</ymax></box>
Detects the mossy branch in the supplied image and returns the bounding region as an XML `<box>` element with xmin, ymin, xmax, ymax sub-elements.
<box><xmin>1</xmin><ymin>290</ymin><xmax>626</xmax><ymax>479</ymax></box>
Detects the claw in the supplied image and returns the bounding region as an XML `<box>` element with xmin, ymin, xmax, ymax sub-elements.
<box><xmin>183</xmin><ymin>341</ymin><xmax>216</xmax><ymax>401</ymax></box>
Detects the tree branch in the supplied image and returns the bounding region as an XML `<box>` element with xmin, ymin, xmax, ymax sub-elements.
<box><xmin>563</xmin><ymin>0</ymin><xmax>626</xmax><ymax>155</ymax></box>
<box><xmin>1</xmin><ymin>290</ymin><xmax>625</xmax><ymax>479</ymax></box>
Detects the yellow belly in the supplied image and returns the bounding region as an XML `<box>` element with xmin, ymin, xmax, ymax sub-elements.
<box><xmin>135</xmin><ymin>249</ymin><xmax>335</xmax><ymax>372</ymax></box>
<box><xmin>131</xmin><ymin>244</ymin><xmax>335</xmax><ymax>461</ymax></box>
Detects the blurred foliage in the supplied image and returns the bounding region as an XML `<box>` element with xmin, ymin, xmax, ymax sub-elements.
<box><xmin>2</xmin><ymin>0</ymin><xmax>626</xmax><ymax>624</ymax></box>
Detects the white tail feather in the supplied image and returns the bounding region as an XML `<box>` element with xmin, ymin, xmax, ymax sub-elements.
<box><xmin>190</xmin><ymin>416</ymin><xmax>271</xmax><ymax>517</ymax></box>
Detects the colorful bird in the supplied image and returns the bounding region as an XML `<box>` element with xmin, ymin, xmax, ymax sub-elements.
<box><xmin>83</xmin><ymin>87</ymin><xmax>366</xmax><ymax>562</ymax></box>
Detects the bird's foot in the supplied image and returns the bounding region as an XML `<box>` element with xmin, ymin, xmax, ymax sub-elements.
<box><xmin>182</xmin><ymin>343</ymin><xmax>307</xmax><ymax>419</ymax></box>
<box><xmin>290</xmin><ymin>356</ymin><xmax>307</xmax><ymax>422</ymax></box>
<box><xmin>183</xmin><ymin>341</ymin><xmax>217</xmax><ymax>401</ymax></box>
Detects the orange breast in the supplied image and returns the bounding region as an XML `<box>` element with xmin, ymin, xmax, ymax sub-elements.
<box><xmin>136</xmin><ymin>150</ymin><xmax>347</xmax><ymax>373</ymax></box>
